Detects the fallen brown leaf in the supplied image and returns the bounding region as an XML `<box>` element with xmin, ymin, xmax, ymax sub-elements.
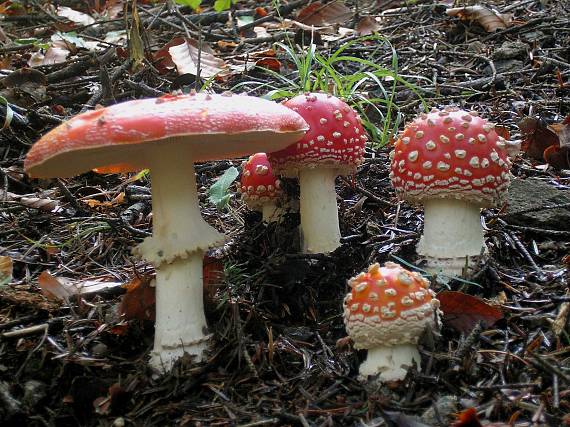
<box><xmin>203</xmin><ymin>254</ymin><xmax>224</xmax><ymax>308</ymax></box>
<box><xmin>438</xmin><ymin>291</ymin><xmax>503</xmax><ymax>334</ymax></box>
<box><xmin>38</xmin><ymin>271</ymin><xmax>78</xmax><ymax>300</ymax></box>
<box><xmin>83</xmin><ymin>192</ymin><xmax>125</xmax><ymax>208</ymax></box>
<box><xmin>543</xmin><ymin>145</ymin><xmax>570</xmax><ymax>169</ymax></box>
<box><xmin>0</xmin><ymin>255</ymin><xmax>13</xmax><ymax>284</ymax></box>
<box><xmin>0</xmin><ymin>1</ymin><xmax>27</xmax><ymax>16</ymax></box>
<box><xmin>518</xmin><ymin>116</ymin><xmax>559</xmax><ymax>160</ymax></box>
<box><xmin>127</xmin><ymin>0</ymin><xmax>145</xmax><ymax>69</ymax></box>
<box><xmin>255</xmin><ymin>57</ymin><xmax>281</xmax><ymax>72</ymax></box>
<box><xmin>548</xmin><ymin>115</ymin><xmax>570</xmax><ymax>147</ymax></box>
<box><xmin>519</xmin><ymin>115</ymin><xmax>570</xmax><ymax>169</ymax></box>
<box><xmin>168</xmin><ymin>38</ymin><xmax>227</xmax><ymax>78</ymax></box>
<box><xmin>27</xmin><ymin>40</ymin><xmax>71</xmax><ymax>67</ymax></box>
<box><xmin>119</xmin><ymin>276</ymin><xmax>155</xmax><ymax>321</ymax></box>
<box><xmin>38</xmin><ymin>271</ymin><xmax>123</xmax><ymax>300</ymax></box>
<box><xmin>355</xmin><ymin>16</ymin><xmax>381</xmax><ymax>36</ymax></box>
<box><xmin>56</xmin><ymin>6</ymin><xmax>95</xmax><ymax>25</ymax></box>
<box><xmin>297</xmin><ymin>1</ymin><xmax>352</xmax><ymax>26</ymax></box>
<box><xmin>451</xmin><ymin>408</ymin><xmax>482</xmax><ymax>427</ymax></box>
<box><xmin>120</xmin><ymin>255</ymin><xmax>224</xmax><ymax>322</ymax></box>
<box><xmin>446</xmin><ymin>6</ymin><xmax>513</xmax><ymax>32</ymax></box>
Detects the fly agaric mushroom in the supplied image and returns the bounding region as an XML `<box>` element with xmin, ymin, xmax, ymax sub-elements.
<box><xmin>390</xmin><ymin>107</ymin><xmax>519</xmax><ymax>276</ymax></box>
<box><xmin>24</xmin><ymin>92</ymin><xmax>308</xmax><ymax>371</ymax></box>
<box><xmin>343</xmin><ymin>262</ymin><xmax>440</xmax><ymax>382</ymax></box>
<box><xmin>268</xmin><ymin>93</ymin><xmax>368</xmax><ymax>253</ymax></box>
<box><xmin>238</xmin><ymin>153</ymin><xmax>285</xmax><ymax>222</ymax></box>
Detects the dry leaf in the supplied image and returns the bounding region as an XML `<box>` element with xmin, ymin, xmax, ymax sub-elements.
<box><xmin>38</xmin><ymin>271</ymin><xmax>77</xmax><ymax>300</ymax></box>
<box><xmin>120</xmin><ymin>256</ymin><xmax>224</xmax><ymax>322</ymax></box>
<box><xmin>451</xmin><ymin>408</ymin><xmax>482</xmax><ymax>427</ymax></box>
<box><xmin>519</xmin><ymin>115</ymin><xmax>570</xmax><ymax>169</ymax></box>
<box><xmin>119</xmin><ymin>276</ymin><xmax>155</xmax><ymax>321</ymax></box>
<box><xmin>93</xmin><ymin>383</ymin><xmax>129</xmax><ymax>415</ymax></box>
<box><xmin>28</xmin><ymin>42</ymin><xmax>70</xmax><ymax>67</ymax></box>
<box><xmin>552</xmin><ymin>290</ymin><xmax>570</xmax><ymax>336</ymax></box>
<box><xmin>0</xmin><ymin>1</ymin><xmax>27</xmax><ymax>16</ymax></box>
<box><xmin>544</xmin><ymin>116</ymin><xmax>570</xmax><ymax>169</ymax></box>
<box><xmin>543</xmin><ymin>145</ymin><xmax>570</xmax><ymax>169</ymax></box>
<box><xmin>92</xmin><ymin>163</ymin><xmax>134</xmax><ymax>174</ymax></box>
<box><xmin>518</xmin><ymin>116</ymin><xmax>559</xmax><ymax>160</ymax></box>
<box><xmin>255</xmin><ymin>7</ymin><xmax>268</xmax><ymax>17</ymax></box>
<box><xmin>446</xmin><ymin>6</ymin><xmax>513</xmax><ymax>32</ymax></box>
<box><xmin>438</xmin><ymin>291</ymin><xmax>503</xmax><ymax>334</ymax></box>
<box><xmin>548</xmin><ymin>115</ymin><xmax>570</xmax><ymax>148</ymax></box>
<box><xmin>0</xmin><ymin>256</ymin><xmax>13</xmax><ymax>284</ymax></box>
<box><xmin>56</xmin><ymin>6</ymin><xmax>95</xmax><ymax>26</ymax></box>
<box><xmin>96</xmin><ymin>0</ymin><xmax>123</xmax><ymax>20</ymax></box>
<box><xmin>255</xmin><ymin>57</ymin><xmax>281</xmax><ymax>72</ymax></box>
<box><xmin>168</xmin><ymin>38</ymin><xmax>227</xmax><ymax>78</ymax></box>
<box><xmin>203</xmin><ymin>255</ymin><xmax>224</xmax><ymax>308</ymax></box>
<box><xmin>297</xmin><ymin>1</ymin><xmax>352</xmax><ymax>26</ymax></box>
<box><xmin>451</xmin><ymin>407</ymin><xmax>511</xmax><ymax>427</ymax></box>
<box><xmin>355</xmin><ymin>16</ymin><xmax>381</xmax><ymax>36</ymax></box>
<box><xmin>127</xmin><ymin>1</ymin><xmax>145</xmax><ymax>69</ymax></box>
<box><xmin>216</xmin><ymin>40</ymin><xmax>238</xmax><ymax>50</ymax></box>
<box><xmin>18</xmin><ymin>195</ymin><xmax>59</xmax><ymax>211</ymax></box>
<box><xmin>38</xmin><ymin>271</ymin><xmax>122</xmax><ymax>300</ymax></box>
<box><xmin>83</xmin><ymin>192</ymin><xmax>125</xmax><ymax>208</ymax></box>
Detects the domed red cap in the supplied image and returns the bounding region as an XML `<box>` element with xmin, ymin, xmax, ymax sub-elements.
<box><xmin>390</xmin><ymin>107</ymin><xmax>515</xmax><ymax>207</ymax></box>
<box><xmin>238</xmin><ymin>153</ymin><xmax>283</xmax><ymax>208</ymax></box>
<box><xmin>268</xmin><ymin>93</ymin><xmax>368</xmax><ymax>177</ymax></box>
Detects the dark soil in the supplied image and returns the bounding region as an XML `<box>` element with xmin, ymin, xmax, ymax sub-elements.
<box><xmin>0</xmin><ymin>1</ymin><xmax>569</xmax><ymax>426</ymax></box>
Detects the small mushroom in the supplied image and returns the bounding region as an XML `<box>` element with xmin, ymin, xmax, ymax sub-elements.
<box><xmin>238</xmin><ymin>153</ymin><xmax>285</xmax><ymax>223</ymax></box>
<box><xmin>268</xmin><ymin>93</ymin><xmax>368</xmax><ymax>253</ymax></box>
<box><xmin>24</xmin><ymin>92</ymin><xmax>308</xmax><ymax>371</ymax></box>
<box><xmin>343</xmin><ymin>262</ymin><xmax>440</xmax><ymax>382</ymax></box>
<box><xmin>389</xmin><ymin>107</ymin><xmax>519</xmax><ymax>276</ymax></box>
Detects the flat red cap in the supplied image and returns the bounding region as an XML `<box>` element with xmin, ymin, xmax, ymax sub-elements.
<box><xmin>268</xmin><ymin>93</ymin><xmax>368</xmax><ymax>177</ymax></box>
<box><xmin>390</xmin><ymin>107</ymin><xmax>513</xmax><ymax>207</ymax></box>
<box><xmin>238</xmin><ymin>153</ymin><xmax>283</xmax><ymax>208</ymax></box>
<box><xmin>25</xmin><ymin>92</ymin><xmax>308</xmax><ymax>178</ymax></box>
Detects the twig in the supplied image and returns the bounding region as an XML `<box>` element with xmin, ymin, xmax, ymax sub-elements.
<box><xmin>505</xmin><ymin>224</ymin><xmax>570</xmax><ymax>237</ymax></box>
<box><xmin>2</xmin><ymin>323</ymin><xmax>48</xmax><ymax>339</ymax></box>
<box><xmin>471</xmin><ymin>382</ymin><xmax>540</xmax><ymax>390</ymax></box>
<box><xmin>339</xmin><ymin>176</ymin><xmax>393</xmax><ymax>208</ymax></box>
<box><xmin>238</xmin><ymin>419</ymin><xmax>280</xmax><ymax>427</ymax></box>
<box><xmin>530</xmin><ymin>353</ymin><xmax>570</xmax><ymax>384</ymax></box>
<box><xmin>55</xmin><ymin>179</ymin><xmax>85</xmax><ymax>213</ymax></box>
<box><xmin>81</xmin><ymin>60</ymin><xmax>133</xmax><ymax>113</ymax></box>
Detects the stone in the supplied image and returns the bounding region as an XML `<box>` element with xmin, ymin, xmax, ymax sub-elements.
<box><xmin>486</xmin><ymin>59</ymin><xmax>524</xmax><ymax>75</ymax></box>
<box><xmin>22</xmin><ymin>380</ymin><xmax>47</xmax><ymax>409</ymax></box>
<box><xmin>421</xmin><ymin>395</ymin><xmax>459</xmax><ymax>425</ymax></box>
<box><xmin>493</xmin><ymin>41</ymin><xmax>528</xmax><ymax>60</ymax></box>
<box><xmin>505</xmin><ymin>178</ymin><xmax>570</xmax><ymax>230</ymax></box>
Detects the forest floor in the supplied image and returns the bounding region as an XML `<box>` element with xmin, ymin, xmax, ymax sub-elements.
<box><xmin>0</xmin><ymin>0</ymin><xmax>569</xmax><ymax>426</ymax></box>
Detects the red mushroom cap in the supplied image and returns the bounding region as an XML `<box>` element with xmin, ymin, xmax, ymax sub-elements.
<box><xmin>390</xmin><ymin>107</ymin><xmax>513</xmax><ymax>207</ymax></box>
<box><xmin>343</xmin><ymin>262</ymin><xmax>439</xmax><ymax>348</ymax></box>
<box><xmin>239</xmin><ymin>153</ymin><xmax>283</xmax><ymax>208</ymax></box>
<box><xmin>268</xmin><ymin>93</ymin><xmax>368</xmax><ymax>177</ymax></box>
<box><xmin>25</xmin><ymin>92</ymin><xmax>308</xmax><ymax>178</ymax></box>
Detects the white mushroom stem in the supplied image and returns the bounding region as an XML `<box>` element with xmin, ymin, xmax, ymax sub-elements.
<box><xmin>261</xmin><ymin>201</ymin><xmax>281</xmax><ymax>223</ymax></box>
<box><xmin>298</xmin><ymin>168</ymin><xmax>341</xmax><ymax>253</ymax></box>
<box><xmin>359</xmin><ymin>344</ymin><xmax>421</xmax><ymax>382</ymax></box>
<box><xmin>150</xmin><ymin>256</ymin><xmax>208</xmax><ymax>370</ymax></box>
<box><xmin>137</xmin><ymin>143</ymin><xmax>224</xmax><ymax>372</ymax></box>
<box><xmin>416</xmin><ymin>198</ymin><xmax>485</xmax><ymax>276</ymax></box>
